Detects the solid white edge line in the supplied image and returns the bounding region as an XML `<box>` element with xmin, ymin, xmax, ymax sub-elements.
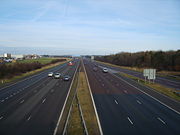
<box><xmin>127</xmin><ymin>117</ymin><xmax>133</xmax><ymax>125</ymax></box>
<box><xmin>110</xmin><ymin>73</ymin><xmax>180</xmax><ymax>115</ymax></box>
<box><xmin>83</xmin><ymin>59</ymin><xmax>104</xmax><ymax>135</ymax></box>
<box><xmin>53</xmin><ymin>61</ymin><xmax>79</xmax><ymax>135</ymax></box>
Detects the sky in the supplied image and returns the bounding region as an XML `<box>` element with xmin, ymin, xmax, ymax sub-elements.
<box><xmin>0</xmin><ymin>0</ymin><xmax>180</xmax><ymax>55</ymax></box>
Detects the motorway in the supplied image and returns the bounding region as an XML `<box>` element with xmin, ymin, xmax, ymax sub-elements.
<box><xmin>0</xmin><ymin>60</ymin><xmax>79</xmax><ymax>135</ymax></box>
<box><xmin>95</xmin><ymin>61</ymin><xmax>180</xmax><ymax>90</ymax></box>
<box><xmin>84</xmin><ymin>59</ymin><xmax>180</xmax><ymax>135</ymax></box>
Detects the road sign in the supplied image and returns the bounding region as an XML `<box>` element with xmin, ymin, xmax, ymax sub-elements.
<box><xmin>143</xmin><ymin>69</ymin><xmax>156</xmax><ymax>80</ymax></box>
<box><xmin>148</xmin><ymin>69</ymin><xmax>156</xmax><ymax>80</ymax></box>
<box><xmin>143</xmin><ymin>69</ymin><xmax>149</xmax><ymax>77</ymax></box>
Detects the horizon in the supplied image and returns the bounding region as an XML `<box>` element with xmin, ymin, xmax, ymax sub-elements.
<box><xmin>0</xmin><ymin>0</ymin><xmax>180</xmax><ymax>55</ymax></box>
<box><xmin>0</xmin><ymin>46</ymin><xmax>179</xmax><ymax>56</ymax></box>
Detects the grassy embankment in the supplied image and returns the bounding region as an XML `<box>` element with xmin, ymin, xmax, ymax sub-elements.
<box><xmin>119</xmin><ymin>72</ymin><xmax>180</xmax><ymax>101</ymax></box>
<box><xmin>17</xmin><ymin>57</ymin><xmax>56</xmax><ymax>64</ymax></box>
<box><xmin>0</xmin><ymin>58</ymin><xmax>70</xmax><ymax>86</ymax></box>
<box><xmin>67</xmin><ymin>62</ymin><xmax>100</xmax><ymax>135</ymax></box>
<box><xmin>96</xmin><ymin>60</ymin><xmax>180</xmax><ymax>80</ymax></box>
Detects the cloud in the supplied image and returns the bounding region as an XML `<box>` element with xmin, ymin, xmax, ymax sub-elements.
<box><xmin>0</xmin><ymin>0</ymin><xmax>179</xmax><ymax>55</ymax></box>
<box><xmin>31</xmin><ymin>1</ymin><xmax>57</xmax><ymax>22</ymax></box>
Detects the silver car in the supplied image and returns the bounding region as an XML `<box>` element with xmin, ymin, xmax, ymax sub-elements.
<box><xmin>103</xmin><ymin>68</ymin><xmax>108</xmax><ymax>73</ymax></box>
<box><xmin>54</xmin><ymin>73</ymin><xmax>61</xmax><ymax>79</ymax></box>
<box><xmin>63</xmin><ymin>75</ymin><xmax>70</xmax><ymax>81</ymax></box>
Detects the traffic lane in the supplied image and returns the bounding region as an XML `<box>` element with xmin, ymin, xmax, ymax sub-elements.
<box><xmin>113</xmin><ymin>72</ymin><xmax>180</xmax><ymax>112</ymax></box>
<box><xmin>94</xmin><ymin>64</ymin><xmax>180</xmax><ymax>130</ymax></box>
<box><xmin>95</xmin><ymin>61</ymin><xmax>180</xmax><ymax>90</ymax></box>
<box><xmin>84</xmin><ymin>62</ymin><xmax>180</xmax><ymax>135</ymax></box>
<box><xmin>94</xmin><ymin>60</ymin><xmax>180</xmax><ymax>111</ymax></box>
<box><xmin>0</xmin><ymin>59</ymin><xmax>78</xmax><ymax>97</ymax></box>
<box><xmin>0</xmin><ymin>62</ymin><xmax>70</xmax><ymax>116</ymax></box>
<box><xmin>0</xmin><ymin>62</ymin><xmax>78</xmax><ymax>135</ymax></box>
<box><xmin>89</xmin><ymin>61</ymin><xmax>180</xmax><ymax>116</ymax></box>
<box><xmin>85</xmin><ymin>64</ymin><xmax>152</xmax><ymax>135</ymax></box>
<box><xmin>94</xmin><ymin>94</ymin><xmax>179</xmax><ymax>135</ymax></box>
<box><xmin>0</xmin><ymin>63</ymin><xmax>77</xmax><ymax>135</ymax></box>
<box><xmin>17</xmin><ymin>67</ymin><xmax>75</xmax><ymax>135</ymax></box>
<box><xmin>0</xmin><ymin>61</ymin><xmax>69</xmax><ymax>100</ymax></box>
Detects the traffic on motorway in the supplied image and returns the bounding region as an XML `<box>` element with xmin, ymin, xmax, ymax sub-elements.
<box><xmin>0</xmin><ymin>58</ymin><xmax>179</xmax><ymax>135</ymax></box>
<box><xmin>0</xmin><ymin>60</ymin><xmax>79</xmax><ymax>135</ymax></box>
<box><xmin>83</xmin><ymin>58</ymin><xmax>180</xmax><ymax>135</ymax></box>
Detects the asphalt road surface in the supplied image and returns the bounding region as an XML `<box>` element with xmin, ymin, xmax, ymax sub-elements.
<box><xmin>94</xmin><ymin>61</ymin><xmax>180</xmax><ymax>90</ymax></box>
<box><xmin>0</xmin><ymin>60</ymin><xmax>79</xmax><ymax>135</ymax></box>
<box><xmin>84</xmin><ymin>59</ymin><xmax>180</xmax><ymax>135</ymax></box>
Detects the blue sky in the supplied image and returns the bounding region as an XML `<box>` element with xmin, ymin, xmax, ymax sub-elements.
<box><xmin>0</xmin><ymin>0</ymin><xmax>180</xmax><ymax>55</ymax></box>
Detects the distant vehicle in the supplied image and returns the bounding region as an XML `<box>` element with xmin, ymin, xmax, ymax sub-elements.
<box><xmin>93</xmin><ymin>67</ymin><xmax>98</xmax><ymax>72</ymax></box>
<box><xmin>54</xmin><ymin>73</ymin><xmax>61</xmax><ymax>79</ymax></box>
<box><xmin>103</xmin><ymin>68</ymin><xmax>108</xmax><ymax>73</ymax></box>
<box><xmin>68</xmin><ymin>61</ymin><xmax>73</xmax><ymax>66</ymax></box>
<box><xmin>63</xmin><ymin>75</ymin><xmax>71</xmax><ymax>81</ymax></box>
<box><xmin>48</xmin><ymin>72</ymin><xmax>54</xmax><ymax>77</ymax></box>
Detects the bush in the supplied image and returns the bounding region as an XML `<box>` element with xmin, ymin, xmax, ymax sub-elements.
<box><xmin>95</xmin><ymin>50</ymin><xmax>180</xmax><ymax>71</ymax></box>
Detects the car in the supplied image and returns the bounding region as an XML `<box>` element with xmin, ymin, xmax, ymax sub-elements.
<box><xmin>103</xmin><ymin>68</ymin><xmax>108</xmax><ymax>73</ymax></box>
<box><xmin>68</xmin><ymin>61</ymin><xmax>73</xmax><ymax>66</ymax></box>
<box><xmin>48</xmin><ymin>72</ymin><xmax>54</xmax><ymax>77</ymax></box>
<box><xmin>54</xmin><ymin>73</ymin><xmax>61</xmax><ymax>79</ymax></box>
<box><xmin>63</xmin><ymin>75</ymin><xmax>70</xmax><ymax>81</ymax></box>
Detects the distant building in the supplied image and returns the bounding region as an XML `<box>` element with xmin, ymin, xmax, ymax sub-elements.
<box><xmin>3</xmin><ymin>53</ymin><xmax>11</xmax><ymax>58</ymax></box>
<box><xmin>11</xmin><ymin>54</ymin><xmax>24</xmax><ymax>60</ymax></box>
<box><xmin>24</xmin><ymin>54</ymin><xmax>40</xmax><ymax>59</ymax></box>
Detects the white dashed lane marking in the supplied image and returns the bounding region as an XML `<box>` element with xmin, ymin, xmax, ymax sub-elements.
<box><xmin>0</xmin><ymin>116</ymin><xmax>3</xmax><ymax>120</ymax></box>
<box><xmin>20</xmin><ymin>100</ymin><xmax>24</xmax><ymax>104</ymax></box>
<box><xmin>42</xmin><ymin>98</ymin><xmax>46</xmax><ymax>103</ymax></box>
<box><xmin>1</xmin><ymin>100</ymin><xmax>4</xmax><ymax>103</ymax></box>
<box><xmin>127</xmin><ymin>117</ymin><xmax>134</xmax><ymax>125</ymax></box>
<box><xmin>114</xmin><ymin>100</ymin><xmax>118</xmax><ymax>104</ymax></box>
<box><xmin>27</xmin><ymin>116</ymin><xmax>31</xmax><ymax>121</ymax></box>
<box><xmin>157</xmin><ymin>117</ymin><xmax>166</xmax><ymax>124</ymax></box>
<box><xmin>137</xmin><ymin>100</ymin><xmax>142</xmax><ymax>104</ymax></box>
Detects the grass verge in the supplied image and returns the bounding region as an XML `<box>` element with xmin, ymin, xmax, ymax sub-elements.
<box><xmin>0</xmin><ymin>60</ymin><xmax>69</xmax><ymax>86</ymax></box>
<box><xmin>67</xmin><ymin>96</ymin><xmax>84</xmax><ymax>135</ymax></box>
<box><xmin>77</xmin><ymin>69</ymin><xmax>100</xmax><ymax>135</ymax></box>
<box><xmin>119</xmin><ymin>72</ymin><xmax>180</xmax><ymax>101</ymax></box>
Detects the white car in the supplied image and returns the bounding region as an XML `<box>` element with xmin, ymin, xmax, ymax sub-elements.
<box><xmin>54</xmin><ymin>73</ymin><xmax>61</xmax><ymax>79</ymax></box>
<box><xmin>48</xmin><ymin>72</ymin><xmax>54</xmax><ymax>77</ymax></box>
<box><xmin>103</xmin><ymin>68</ymin><xmax>108</xmax><ymax>73</ymax></box>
